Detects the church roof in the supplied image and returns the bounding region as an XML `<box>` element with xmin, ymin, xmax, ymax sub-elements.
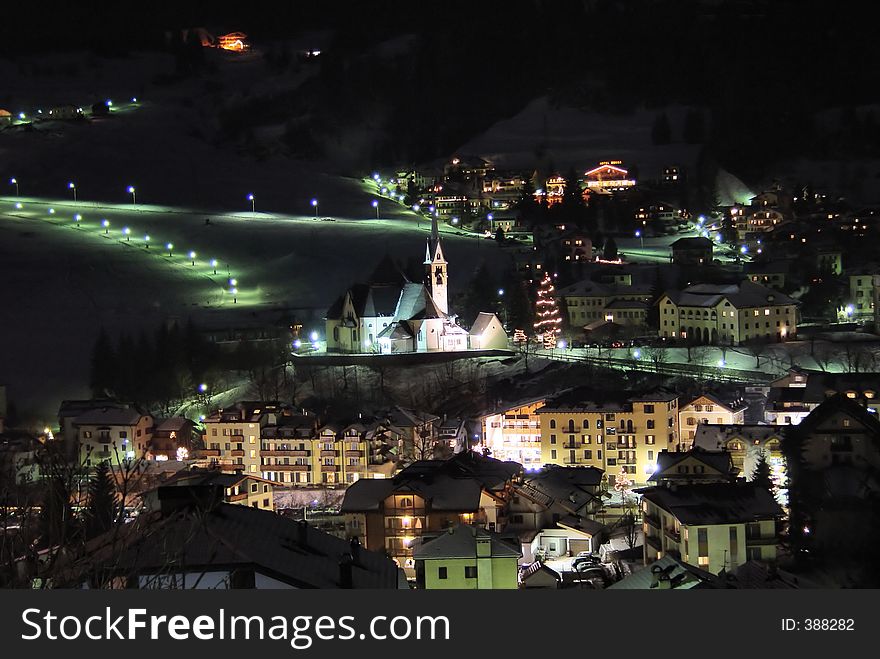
<box><xmin>395</xmin><ymin>283</ymin><xmax>445</xmax><ymax>320</ymax></box>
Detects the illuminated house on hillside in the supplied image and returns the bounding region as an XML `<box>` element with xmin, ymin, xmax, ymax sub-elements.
<box><xmin>217</xmin><ymin>32</ymin><xmax>250</xmax><ymax>51</ymax></box>
<box><xmin>584</xmin><ymin>161</ymin><xmax>636</xmax><ymax>193</ymax></box>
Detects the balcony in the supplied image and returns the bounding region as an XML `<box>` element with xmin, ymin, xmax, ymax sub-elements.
<box><xmin>643</xmin><ymin>512</ymin><xmax>661</xmax><ymax>529</ymax></box>
<box><xmin>320</xmin><ymin>464</ymin><xmax>339</xmax><ymax>472</ymax></box>
<box><xmin>562</xmin><ymin>443</ymin><xmax>580</xmax><ymax>449</ymax></box>
<box><xmin>345</xmin><ymin>450</ymin><xmax>364</xmax><ymax>457</ymax></box>
<box><xmin>261</xmin><ymin>449</ymin><xmax>310</xmax><ymax>457</ymax></box>
<box><xmin>320</xmin><ymin>450</ymin><xmax>337</xmax><ymax>457</ymax></box>
<box><xmin>664</xmin><ymin>527</ymin><xmax>681</xmax><ymax>543</ymax></box>
<box><xmin>230</xmin><ymin>450</ymin><xmax>245</xmax><ymax>457</ymax></box>
<box><xmin>271</xmin><ymin>464</ymin><xmax>310</xmax><ymax>472</ymax></box>
<box><xmin>645</xmin><ymin>534</ymin><xmax>662</xmax><ymax>551</ymax></box>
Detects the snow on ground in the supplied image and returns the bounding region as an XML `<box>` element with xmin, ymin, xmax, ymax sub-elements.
<box><xmin>0</xmin><ymin>48</ymin><xmax>517</xmax><ymax>422</ymax></box>
<box><xmin>0</xmin><ymin>195</ymin><xmax>509</xmax><ymax>422</ymax></box>
<box><xmin>456</xmin><ymin>97</ymin><xmax>702</xmax><ymax>177</ymax></box>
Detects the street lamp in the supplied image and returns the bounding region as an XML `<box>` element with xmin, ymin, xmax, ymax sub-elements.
<box><xmin>101</xmin><ymin>219</ymin><xmax>110</xmax><ymax>234</ymax></box>
<box><xmin>143</xmin><ymin>234</ymin><xmax>150</xmax><ymax>248</ymax></box>
<box><xmin>210</xmin><ymin>258</ymin><xmax>218</xmax><ymax>274</ymax></box>
<box><xmin>166</xmin><ymin>242</ymin><xmax>174</xmax><ymax>257</ymax></box>
<box><xmin>189</xmin><ymin>250</ymin><xmax>197</xmax><ymax>265</ymax></box>
<box><xmin>74</xmin><ymin>213</ymin><xmax>82</xmax><ymax>228</ymax></box>
<box><xmin>231</xmin><ymin>287</ymin><xmax>238</xmax><ymax>304</ymax></box>
<box><xmin>198</xmin><ymin>383</ymin><xmax>208</xmax><ymax>393</ymax></box>
<box><xmin>635</xmin><ymin>229</ymin><xmax>643</xmax><ymax>248</ymax></box>
<box><xmin>9</xmin><ymin>178</ymin><xmax>19</xmax><ymax>196</ymax></box>
<box><xmin>372</xmin><ymin>199</ymin><xmax>379</xmax><ymax>218</ymax></box>
<box><xmin>311</xmin><ymin>198</ymin><xmax>318</xmax><ymax>217</ymax></box>
<box><xmin>127</xmin><ymin>185</ymin><xmax>136</xmax><ymax>205</ymax></box>
<box><xmin>123</xmin><ymin>226</ymin><xmax>131</xmax><ymax>241</ymax></box>
<box><xmin>247</xmin><ymin>193</ymin><xmax>255</xmax><ymax>212</ymax></box>
<box><xmin>68</xmin><ymin>182</ymin><xmax>77</xmax><ymax>202</ymax></box>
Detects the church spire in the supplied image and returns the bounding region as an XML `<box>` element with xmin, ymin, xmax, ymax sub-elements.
<box><xmin>424</xmin><ymin>215</ymin><xmax>448</xmax><ymax>314</ymax></box>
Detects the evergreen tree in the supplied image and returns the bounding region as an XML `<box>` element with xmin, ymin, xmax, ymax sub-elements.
<box><xmin>89</xmin><ymin>328</ymin><xmax>117</xmax><ymax>397</ymax></box>
<box><xmin>85</xmin><ymin>461</ymin><xmax>117</xmax><ymax>539</ymax></box>
<box><xmin>494</xmin><ymin>227</ymin><xmax>506</xmax><ymax>243</ymax></box>
<box><xmin>533</xmin><ymin>272</ymin><xmax>562</xmax><ymax>348</ymax></box>
<box><xmin>682</xmin><ymin>109</ymin><xmax>706</xmax><ymax>144</ymax></box>
<box><xmin>651</xmin><ymin>111</ymin><xmax>671</xmax><ymax>145</ymax></box>
<box><xmin>751</xmin><ymin>451</ymin><xmax>773</xmax><ymax>490</ymax></box>
<box><xmin>516</xmin><ymin>176</ymin><xmax>542</xmax><ymax>227</ymax></box>
<box><xmin>503</xmin><ymin>267</ymin><xmax>534</xmax><ymax>332</ymax></box>
<box><xmin>603</xmin><ymin>237</ymin><xmax>619</xmax><ymax>260</ymax></box>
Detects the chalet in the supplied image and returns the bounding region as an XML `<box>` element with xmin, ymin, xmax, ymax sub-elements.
<box><xmin>671</xmin><ymin>237</ymin><xmax>713</xmax><ymax>266</ymax></box>
<box><xmin>583</xmin><ymin>161</ymin><xmax>636</xmax><ymax>194</ymax></box>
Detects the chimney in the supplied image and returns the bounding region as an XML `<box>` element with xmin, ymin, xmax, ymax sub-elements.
<box><xmin>339</xmin><ymin>553</ymin><xmax>354</xmax><ymax>589</ymax></box>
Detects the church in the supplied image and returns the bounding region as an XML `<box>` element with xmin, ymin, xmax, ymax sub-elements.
<box><xmin>325</xmin><ymin>220</ymin><xmax>507</xmax><ymax>354</ymax></box>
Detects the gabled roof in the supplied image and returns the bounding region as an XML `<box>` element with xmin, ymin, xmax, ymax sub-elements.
<box><xmin>648</xmin><ymin>448</ymin><xmax>738</xmax><ymax>482</ymax></box>
<box><xmin>58</xmin><ymin>501</ymin><xmax>400</xmax><ymax>589</ymax></box>
<box><xmin>412</xmin><ymin>524</ymin><xmax>521</xmax><ymax>560</ymax></box>
<box><xmin>74</xmin><ymin>407</ymin><xmax>149</xmax><ymax>426</ymax></box>
<box><xmin>395</xmin><ymin>282</ymin><xmax>445</xmax><ymax>320</ymax></box>
<box><xmin>671</xmin><ymin>237</ymin><xmax>713</xmax><ymax>249</ymax></box>
<box><xmin>693</xmin><ymin>424</ymin><xmax>783</xmax><ymax>451</ymax></box>
<box><xmin>637</xmin><ymin>482</ymin><xmax>783</xmax><ymax>526</ymax></box>
<box><xmin>608</xmin><ymin>555</ymin><xmax>723</xmax><ymax>590</ymax></box>
<box><xmin>790</xmin><ymin>393</ymin><xmax>880</xmax><ymax>438</ymax></box>
<box><xmin>469</xmin><ymin>312</ymin><xmax>500</xmax><ymax>336</ymax></box>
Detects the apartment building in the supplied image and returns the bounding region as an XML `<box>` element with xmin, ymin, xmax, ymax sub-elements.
<box><xmin>480</xmin><ymin>399</ymin><xmax>545</xmax><ymax>470</ymax></box>
<box><xmin>537</xmin><ymin>389</ymin><xmax>679</xmax><ymax>484</ymax></box>
<box><xmin>658</xmin><ymin>280</ymin><xmax>798</xmax><ymax>345</ymax></box>
<box><xmin>201</xmin><ymin>402</ymin><xmax>269</xmax><ymax>474</ymax></box>
<box><xmin>340</xmin><ymin>452</ymin><xmax>521</xmax><ymax>577</ymax></box>
<box><xmin>678</xmin><ymin>393</ymin><xmax>747</xmax><ymax>449</ymax></box>
<box><xmin>75</xmin><ymin>406</ymin><xmax>154</xmax><ymax>467</ymax></box>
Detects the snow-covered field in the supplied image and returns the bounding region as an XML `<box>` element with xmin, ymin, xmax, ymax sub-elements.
<box><xmin>0</xmin><ymin>195</ymin><xmax>509</xmax><ymax>422</ymax></box>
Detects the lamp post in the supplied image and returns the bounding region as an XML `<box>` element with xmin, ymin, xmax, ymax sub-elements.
<box><xmin>210</xmin><ymin>259</ymin><xmax>218</xmax><ymax>275</ymax></box>
<box><xmin>248</xmin><ymin>193</ymin><xmax>255</xmax><ymax>213</ymax></box>
<box><xmin>189</xmin><ymin>250</ymin><xmax>197</xmax><ymax>266</ymax></box>
<box><xmin>372</xmin><ymin>199</ymin><xmax>379</xmax><ymax>218</ymax></box>
<box><xmin>144</xmin><ymin>234</ymin><xmax>150</xmax><ymax>248</ymax></box>
<box><xmin>311</xmin><ymin>198</ymin><xmax>318</xmax><ymax>217</ymax></box>
<box><xmin>635</xmin><ymin>229</ymin><xmax>643</xmax><ymax>248</ymax></box>
<box><xmin>127</xmin><ymin>186</ymin><xmax>136</xmax><ymax>205</ymax></box>
<box><xmin>231</xmin><ymin>287</ymin><xmax>238</xmax><ymax>304</ymax></box>
<box><xmin>167</xmin><ymin>242</ymin><xmax>174</xmax><ymax>257</ymax></box>
<box><xmin>9</xmin><ymin>178</ymin><xmax>19</xmax><ymax>196</ymax></box>
<box><xmin>123</xmin><ymin>226</ymin><xmax>131</xmax><ymax>241</ymax></box>
<box><xmin>68</xmin><ymin>182</ymin><xmax>76</xmax><ymax>202</ymax></box>
<box><xmin>74</xmin><ymin>213</ymin><xmax>81</xmax><ymax>228</ymax></box>
<box><xmin>101</xmin><ymin>219</ymin><xmax>110</xmax><ymax>234</ymax></box>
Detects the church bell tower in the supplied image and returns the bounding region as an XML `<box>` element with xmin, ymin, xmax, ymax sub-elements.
<box><xmin>425</xmin><ymin>216</ymin><xmax>448</xmax><ymax>314</ymax></box>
